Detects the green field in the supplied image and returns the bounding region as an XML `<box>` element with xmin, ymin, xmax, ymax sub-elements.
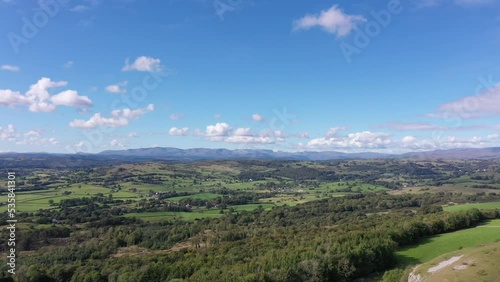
<box><xmin>167</xmin><ymin>193</ymin><xmax>222</xmax><ymax>201</ymax></box>
<box><xmin>396</xmin><ymin>219</ymin><xmax>500</xmax><ymax>265</ymax></box>
<box><xmin>124</xmin><ymin>203</ymin><xmax>277</xmax><ymax>222</ymax></box>
<box><xmin>0</xmin><ymin>184</ymin><xmax>139</xmax><ymax>212</ymax></box>
<box><xmin>408</xmin><ymin>241</ymin><xmax>500</xmax><ymax>282</ymax></box>
<box><xmin>444</xmin><ymin>202</ymin><xmax>500</xmax><ymax>212</ymax></box>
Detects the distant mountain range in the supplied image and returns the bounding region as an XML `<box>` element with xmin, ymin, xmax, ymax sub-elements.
<box><xmin>2</xmin><ymin>147</ymin><xmax>500</xmax><ymax>164</ymax></box>
<box><xmin>97</xmin><ymin>146</ymin><xmax>500</xmax><ymax>160</ymax></box>
<box><xmin>97</xmin><ymin>147</ymin><xmax>393</xmax><ymax>161</ymax></box>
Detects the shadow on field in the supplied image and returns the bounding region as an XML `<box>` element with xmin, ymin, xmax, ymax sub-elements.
<box><xmin>395</xmin><ymin>237</ymin><xmax>434</xmax><ymax>266</ymax></box>
<box><xmin>395</xmin><ymin>253</ymin><xmax>421</xmax><ymax>266</ymax></box>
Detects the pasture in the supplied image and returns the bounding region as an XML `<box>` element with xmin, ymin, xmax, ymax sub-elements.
<box><xmin>444</xmin><ymin>202</ymin><xmax>500</xmax><ymax>212</ymax></box>
<box><xmin>0</xmin><ymin>184</ymin><xmax>138</xmax><ymax>212</ymax></box>
<box><xmin>396</xmin><ymin>219</ymin><xmax>500</xmax><ymax>265</ymax></box>
<box><xmin>407</xmin><ymin>240</ymin><xmax>500</xmax><ymax>282</ymax></box>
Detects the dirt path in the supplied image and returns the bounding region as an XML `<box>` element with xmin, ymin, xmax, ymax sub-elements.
<box><xmin>408</xmin><ymin>255</ymin><xmax>464</xmax><ymax>282</ymax></box>
<box><xmin>428</xmin><ymin>255</ymin><xmax>463</xmax><ymax>273</ymax></box>
<box><xmin>408</xmin><ymin>265</ymin><xmax>422</xmax><ymax>282</ymax></box>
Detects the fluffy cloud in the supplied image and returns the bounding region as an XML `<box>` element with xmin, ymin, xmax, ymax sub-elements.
<box><xmin>0</xmin><ymin>124</ymin><xmax>19</xmax><ymax>141</ymax></box>
<box><xmin>50</xmin><ymin>90</ymin><xmax>93</xmax><ymax>107</ymax></box>
<box><xmin>0</xmin><ymin>124</ymin><xmax>57</xmax><ymax>145</ymax></box>
<box><xmin>69</xmin><ymin>104</ymin><xmax>154</xmax><ymax>129</ymax></box>
<box><xmin>400</xmin><ymin>135</ymin><xmax>485</xmax><ymax>150</ymax></box>
<box><xmin>252</xmin><ymin>114</ymin><xmax>264</xmax><ymax>122</ymax></box>
<box><xmin>325</xmin><ymin>127</ymin><xmax>346</xmax><ymax>138</ymax></box>
<box><xmin>429</xmin><ymin>83</ymin><xmax>500</xmax><ymax>118</ymax></box>
<box><xmin>307</xmin><ymin>131</ymin><xmax>392</xmax><ymax>149</ymax></box>
<box><xmin>1</xmin><ymin>65</ymin><xmax>20</xmax><ymax>72</ymax></box>
<box><xmin>206</xmin><ymin>122</ymin><xmax>232</xmax><ymax>137</ymax></box>
<box><xmin>17</xmin><ymin>135</ymin><xmax>58</xmax><ymax>146</ymax></box>
<box><xmin>293</xmin><ymin>5</ymin><xmax>366</xmax><ymax>37</ymax></box>
<box><xmin>225</xmin><ymin>135</ymin><xmax>274</xmax><ymax>144</ymax></box>
<box><xmin>105</xmin><ymin>81</ymin><xmax>128</xmax><ymax>94</ymax></box>
<box><xmin>169</xmin><ymin>127</ymin><xmax>189</xmax><ymax>136</ymax></box>
<box><xmin>0</xmin><ymin>90</ymin><xmax>30</xmax><ymax>107</ymax></box>
<box><xmin>201</xmin><ymin>123</ymin><xmax>282</xmax><ymax>144</ymax></box>
<box><xmin>122</xmin><ymin>56</ymin><xmax>163</xmax><ymax>72</ymax></box>
<box><xmin>0</xmin><ymin>77</ymin><xmax>93</xmax><ymax>112</ymax></box>
<box><xmin>234</xmin><ymin>127</ymin><xmax>252</xmax><ymax>136</ymax></box>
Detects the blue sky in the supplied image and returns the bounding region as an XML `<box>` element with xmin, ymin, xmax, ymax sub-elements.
<box><xmin>1</xmin><ymin>0</ymin><xmax>500</xmax><ymax>153</ymax></box>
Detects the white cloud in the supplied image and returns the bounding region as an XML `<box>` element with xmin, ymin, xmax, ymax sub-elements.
<box><xmin>400</xmin><ymin>135</ymin><xmax>486</xmax><ymax>150</ymax></box>
<box><xmin>24</xmin><ymin>130</ymin><xmax>40</xmax><ymax>137</ymax></box>
<box><xmin>307</xmin><ymin>131</ymin><xmax>392</xmax><ymax>149</ymax></box>
<box><xmin>74</xmin><ymin>141</ymin><xmax>85</xmax><ymax>148</ymax></box>
<box><xmin>293</xmin><ymin>5</ymin><xmax>366</xmax><ymax>37</ymax></box>
<box><xmin>206</xmin><ymin>122</ymin><xmax>232</xmax><ymax>137</ymax></box>
<box><xmin>50</xmin><ymin>90</ymin><xmax>93</xmax><ymax>107</ymax></box>
<box><xmin>128</xmin><ymin>132</ymin><xmax>138</xmax><ymax>137</ymax></box>
<box><xmin>69</xmin><ymin>104</ymin><xmax>154</xmax><ymax>129</ymax></box>
<box><xmin>122</xmin><ymin>56</ymin><xmax>163</xmax><ymax>72</ymax></box>
<box><xmin>325</xmin><ymin>127</ymin><xmax>346</xmax><ymax>138</ymax></box>
<box><xmin>0</xmin><ymin>125</ymin><xmax>57</xmax><ymax>145</ymax></box>
<box><xmin>17</xmin><ymin>135</ymin><xmax>58</xmax><ymax>146</ymax></box>
<box><xmin>234</xmin><ymin>127</ymin><xmax>252</xmax><ymax>136</ymax></box>
<box><xmin>169</xmin><ymin>127</ymin><xmax>189</xmax><ymax>136</ymax></box>
<box><xmin>0</xmin><ymin>124</ymin><xmax>19</xmax><ymax>141</ymax></box>
<box><xmin>0</xmin><ymin>90</ymin><xmax>30</xmax><ymax>107</ymax></box>
<box><xmin>48</xmin><ymin>137</ymin><xmax>58</xmax><ymax>145</ymax></box>
<box><xmin>0</xmin><ymin>77</ymin><xmax>92</xmax><ymax>112</ymax></box>
<box><xmin>1</xmin><ymin>65</ymin><xmax>20</xmax><ymax>72</ymax></box>
<box><xmin>169</xmin><ymin>113</ymin><xmax>184</xmax><ymax>120</ymax></box>
<box><xmin>488</xmin><ymin>134</ymin><xmax>500</xmax><ymax>140</ymax></box>
<box><xmin>105</xmin><ymin>81</ymin><xmax>127</xmax><ymax>94</ymax></box>
<box><xmin>428</xmin><ymin>83</ymin><xmax>500</xmax><ymax>118</ymax></box>
<box><xmin>200</xmin><ymin>123</ymin><xmax>284</xmax><ymax>144</ymax></box>
<box><xmin>24</xmin><ymin>78</ymin><xmax>69</xmax><ymax>112</ymax></box>
<box><xmin>110</xmin><ymin>139</ymin><xmax>125</xmax><ymax>147</ymax></box>
<box><xmin>214</xmin><ymin>113</ymin><xmax>222</xmax><ymax>119</ymax></box>
<box><xmin>225</xmin><ymin>136</ymin><xmax>275</xmax><ymax>144</ymax></box>
<box><xmin>252</xmin><ymin>114</ymin><xmax>264</xmax><ymax>122</ymax></box>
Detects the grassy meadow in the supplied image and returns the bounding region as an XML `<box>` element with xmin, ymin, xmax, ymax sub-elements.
<box><xmin>396</xmin><ymin>219</ymin><xmax>500</xmax><ymax>265</ymax></box>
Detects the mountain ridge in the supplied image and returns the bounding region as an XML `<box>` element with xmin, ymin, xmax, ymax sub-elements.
<box><xmin>2</xmin><ymin>147</ymin><xmax>500</xmax><ymax>161</ymax></box>
<box><xmin>96</xmin><ymin>146</ymin><xmax>500</xmax><ymax>160</ymax></box>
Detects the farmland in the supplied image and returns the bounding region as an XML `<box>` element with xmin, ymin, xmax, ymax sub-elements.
<box><xmin>1</xmin><ymin>157</ymin><xmax>500</xmax><ymax>281</ymax></box>
<box><xmin>444</xmin><ymin>202</ymin><xmax>500</xmax><ymax>212</ymax></box>
<box><xmin>396</xmin><ymin>219</ymin><xmax>500</xmax><ymax>265</ymax></box>
<box><xmin>3</xmin><ymin>158</ymin><xmax>500</xmax><ymax>219</ymax></box>
<box><xmin>406</xmin><ymin>240</ymin><xmax>500</xmax><ymax>282</ymax></box>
